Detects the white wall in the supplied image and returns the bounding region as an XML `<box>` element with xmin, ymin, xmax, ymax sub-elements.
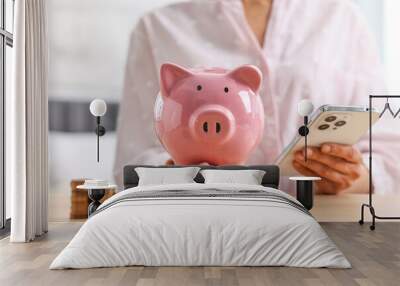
<box><xmin>48</xmin><ymin>0</ymin><xmax>183</xmax><ymax>102</ymax></box>
<box><xmin>47</xmin><ymin>0</ymin><xmax>183</xmax><ymax>190</ymax></box>
<box><xmin>49</xmin><ymin>133</ymin><xmax>116</xmax><ymax>184</ymax></box>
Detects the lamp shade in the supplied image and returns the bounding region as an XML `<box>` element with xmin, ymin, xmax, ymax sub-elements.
<box><xmin>90</xmin><ymin>99</ymin><xmax>107</xmax><ymax>117</ymax></box>
<box><xmin>297</xmin><ymin>99</ymin><xmax>314</xmax><ymax>117</ymax></box>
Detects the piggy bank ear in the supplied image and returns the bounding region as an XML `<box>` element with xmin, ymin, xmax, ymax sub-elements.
<box><xmin>160</xmin><ymin>63</ymin><xmax>193</xmax><ymax>96</ymax></box>
<box><xmin>228</xmin><ymin>65</ymin><xmax>262</xmax><ymax>93</ymax></box>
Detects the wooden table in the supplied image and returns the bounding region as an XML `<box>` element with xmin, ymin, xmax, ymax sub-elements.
<box><xmin>311</xmin><ymin>194</ymin><xmax>400</xmax><ymax>222</ymax></box>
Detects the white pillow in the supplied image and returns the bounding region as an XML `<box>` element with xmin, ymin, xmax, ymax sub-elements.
<box><xmin>200</xmin><ymin>169</ymin><xmax>266</xmax><ymax>185</ymax></box>
<box><xmin>135</xmin><ymin>167</ymin><xmax>200</xmax><ymax>186</ymax></box>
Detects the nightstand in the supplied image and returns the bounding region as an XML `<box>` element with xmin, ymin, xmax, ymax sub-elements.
<box><xmin>289</xmin><ymin>176</ymin><xmax>321</xmax><ymax>210</ymax></box>
<box><xmin>77</xmin><ymin>183</ymin><xmax>117</xmax><ymax>216</ymax></box>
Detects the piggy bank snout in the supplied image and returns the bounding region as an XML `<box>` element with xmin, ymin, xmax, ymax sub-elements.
<box><xmin>189</xmin><ymin>105</ymin><xmax>235</xmax><ymax>144</ymax></box>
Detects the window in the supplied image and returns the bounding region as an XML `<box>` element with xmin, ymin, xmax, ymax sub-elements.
<box><xmin>354</xmin><ymin>0</ymin><xmax>400</xmax><ymax>91</ymax></box>
<box><xmin>353</xmin><ymin>0</ymin><xmax>384</xmax><ymax>60</ymax></box>
<box><xmin>384</xmin><ymin>1</ymin><xmax>400</xmax><ymax>91</ymax></box>
<box><xmin>0</xmin><ymin>0</ymin><xmax>14</xmax><ymax>232</ymax></box>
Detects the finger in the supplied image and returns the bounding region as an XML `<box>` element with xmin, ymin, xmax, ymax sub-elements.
<box><xmin>315</xmin><ymin>181</ymin><xmax>345</xmax><ymax>195</ymax></box>
<box><xmin>321</xmin><ymin>143</ymin><xmax>362</xmax><ymax>163</ymax></box>
<box><xmin>293</xmin><ymin>161</ymin><xmax>341</xmax><ymax>194</ymax></box>
<box><xmin>292</xmin><ymin>161</ymin><xmax>318</xmax><ymax>177</ymax></box>
<box><xmin>294</xmin><ymin>158</ymin><xmax>351</xmax><ymax>189</ymax></box>
<box><xmin>295</xmin><ymin>148</ymin><xmax>360</xmax><ymax>178</ymax></box>
<box><xmin>295</xmin><ymin>146</ymin><xmax>318</xmax><ymax>158</ymax></box>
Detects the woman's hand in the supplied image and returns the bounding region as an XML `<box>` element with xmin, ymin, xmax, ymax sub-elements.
<box><xmin>292</xmin><ymin>143</ymin><xmax>369</xmax><ymax>194</ymax></box>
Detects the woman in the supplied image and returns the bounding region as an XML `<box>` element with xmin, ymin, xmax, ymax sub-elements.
<box><xmin>114</xmin><ymin>0</ymin><xmax>399</xmax><ymax>194</ymax></box>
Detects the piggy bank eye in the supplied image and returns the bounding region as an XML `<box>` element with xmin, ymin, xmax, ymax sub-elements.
<box><xmin>196</xmin><ymin>85</ymin><xmax>202</xmax><ymax>91</ymax></box>
<box><xmin>224</xmin><ymin>87</ymin><xmax>229</xmax><ymax>93</ymax></box>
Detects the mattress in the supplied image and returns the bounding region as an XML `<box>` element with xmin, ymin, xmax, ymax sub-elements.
<box><xmin>50</xmin><ymin>183</ymin><xmax>350</xmax><ymax>269</ymax></box>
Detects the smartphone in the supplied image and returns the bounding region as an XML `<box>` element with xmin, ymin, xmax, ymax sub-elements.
<box><xmin>275</xmin><ymin>105</ymin><xmax>379</xmax><ymax>176</ymax></box>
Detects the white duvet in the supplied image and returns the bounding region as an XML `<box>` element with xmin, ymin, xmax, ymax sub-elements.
<box><xmin>50</xmin><ymin>183</ymin><xmax>350</xmax><ymax>269</ymax></box>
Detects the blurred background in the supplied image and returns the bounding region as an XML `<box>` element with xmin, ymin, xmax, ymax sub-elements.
<box><xmin>46</xmin><ymin>0</ymin><xmax>400</xmax><ymax>220</ymax></box>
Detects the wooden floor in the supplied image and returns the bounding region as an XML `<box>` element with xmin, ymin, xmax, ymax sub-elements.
<box><xmin>0</xmin><ymin>222</ymin><xmax>399</xmax><ymax>286</ymax></box>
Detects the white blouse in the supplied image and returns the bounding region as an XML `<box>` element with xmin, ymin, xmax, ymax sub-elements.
<box><xmin>114</xmin><ymin>0</ymin><xmax>399</xmax><ymax>194</ymax></box>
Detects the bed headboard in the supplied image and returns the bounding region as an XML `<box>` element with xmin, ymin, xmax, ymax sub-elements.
<box><xmin>123</xmin><ymin>165</ymin><xmax>280</xmax><ymax>190</ymax></box>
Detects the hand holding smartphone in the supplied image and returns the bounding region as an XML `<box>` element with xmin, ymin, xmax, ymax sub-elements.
<box><xmin>276</xmin><ymin>105</ymin><xmax>379</xmax><ymax>177</ymax></box>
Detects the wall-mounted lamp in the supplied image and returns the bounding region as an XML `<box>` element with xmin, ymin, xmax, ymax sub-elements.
<box><xmin>297</xmin><ymin>99</ymin><xmax>314</xmax><ymax>162</ymax></box>
<box><xmin>291</xmin><ymin>99</ymin><xmax>318</xmax><ymax>211</ymax></box>
<box><xmin>90</xmin><ymin>99</ymin><xmax>107</xmax><ymax>162</ymax></box>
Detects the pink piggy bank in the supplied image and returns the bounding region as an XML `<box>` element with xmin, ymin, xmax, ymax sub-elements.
<box><xmin>154</xmin><ymin>63</ymin><xmax>265</xmax><ymax>165</ymax></box>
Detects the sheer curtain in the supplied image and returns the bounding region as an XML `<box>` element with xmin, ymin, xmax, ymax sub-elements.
<box><xmin>9</xmin><ymin>0</ymin><xmax>48</xmax><ymax>242</ymax></box>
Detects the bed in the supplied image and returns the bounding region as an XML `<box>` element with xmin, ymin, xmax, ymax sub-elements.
<box><xmin>50</xmin><ymin>165</ymin><xmax>350</xmax><ymax>269</ymax></box>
